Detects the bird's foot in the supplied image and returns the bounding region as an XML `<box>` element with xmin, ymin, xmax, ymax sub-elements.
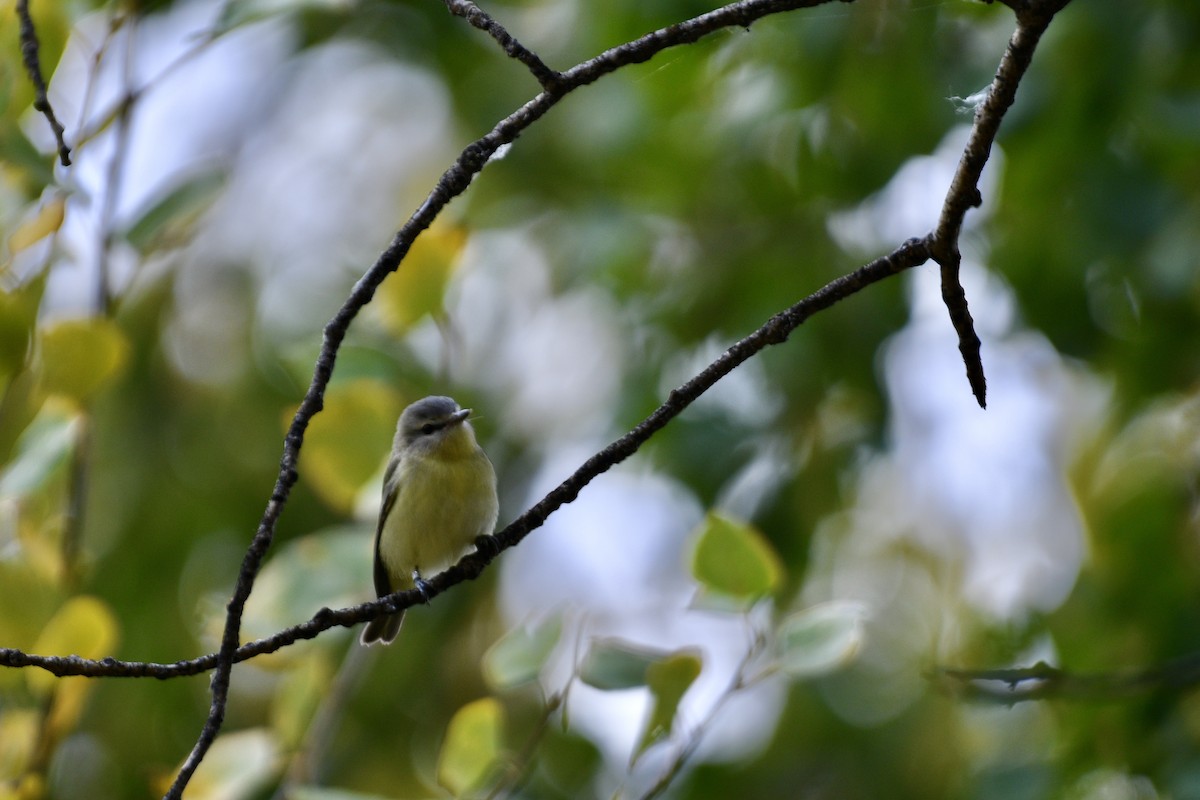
<box><xmin>474</xmin><ymin>534</ymin><xmax>500</xmax><ymax>559</ymax></box>
<box><xmin>413</xmin><ymin>572</ymin><xmax>433</xmax><ymax>604</ymax></box>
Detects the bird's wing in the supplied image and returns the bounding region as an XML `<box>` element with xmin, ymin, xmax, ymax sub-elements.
<box><xmin>372</xmin><ymin>468</ymin><xmax>400</xmax><ymax>599</ymax></box>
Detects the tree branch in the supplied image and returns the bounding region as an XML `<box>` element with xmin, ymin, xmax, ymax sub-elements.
<box><xmin>16</xmin><ymin>0</ymin><xmax>71</xmax><ymax>166</ymax></box>
<box><xmin>443</xmin><ymin>0</ymin><xmax>564</xmax><ymax>92</ymax></box>
<box><xmin>930</xmin><ymin>0</ymin><xmax>1073</xmax><ymax>408</ymax></box>
<box><xmin>1</xmin><ymin>237</ymin><xmax>929</xmax><ymax>683</ymax></box>
<box><xmin>934</xmin><ymin>653</ymin><xmax>1200</xmax><ymax>703</ymax></box>
<box><xmin>162</xmin><ymin>2</ymin><xmax>853</xmax><ymax>797</ymax></box>
<box><xmin>5</xmin><ymin>0</ymin><xmax>1078</xmax><ymax>792</ymax></box>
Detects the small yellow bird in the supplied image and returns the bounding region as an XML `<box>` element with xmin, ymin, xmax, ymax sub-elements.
<box><xmin>360</xmin><ymin>395</ymin><xmax>499</xmax><ymax>646</ymax></box>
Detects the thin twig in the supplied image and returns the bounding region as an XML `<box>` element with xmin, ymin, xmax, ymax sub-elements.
<box><xmin>443</xmin><ymin>0</ymin><xmax>564</xmax><ymax>92</ymax></box>
<box><xmin>640</xmin><ymin>634</ymin><xmax>767</xmax><ymax>800</ymax></box>
<box><xmin>484</xmin><ymin>692</ymin><xmax>565</xmax><ymax>800</ymax></box>
<box><xmin>93</xmin><ymin>18</ymin><xmax>139</xmax><ymax>316</ymax></box>
<box><xmin>934</xmin><ymin>653</ymin><xmax>1200</xmax><ymax>703</ymax></box>
<box><xmin>69</xmin><ymin>26</ymin><xmax>213</xmax><ymax>154</ymax></box>
<box><xmin>56</xmin><ymin>20</ymin><xmax>142</xmax><ymax>585</ymax></box>
<box><xmin>16</xmin><ymin>0</ymin><xmax>71</xmax><ymax>166</ymax></box>
<box><xmin>59</xmin><ymin>416</ymin><xmax>91</xmax><ymax>591</ymax></box>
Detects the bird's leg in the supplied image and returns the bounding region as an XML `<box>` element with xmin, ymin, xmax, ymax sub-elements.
<box><xmin>412</xmin><ymin>569</ymin><xmax>432</xmax><ymax>604</ymax></box>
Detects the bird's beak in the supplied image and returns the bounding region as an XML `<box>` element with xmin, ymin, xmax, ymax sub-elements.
<box><xmin>450</xmin><ymin>408</ymin><xmax>471</xmax><ymax>425</ymax></box>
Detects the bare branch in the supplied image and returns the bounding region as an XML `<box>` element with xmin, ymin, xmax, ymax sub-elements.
<box><xmin>485</xmin><ymin>238</ymin><xmax>930</xmax><ymax>559</ymax></box>
<box><xmin>443</xmin><ymin>0</ymin><xmax>564</xmax><ymax>92</ymax></box>
<box><xmin>163</xmin><ymin>2</ymin><xmax>853</xmax><ymax>796</ymax></box>
<box><xmin>16</xmin><ymin>0</ymin><xmax>71</xmax><ymax>166</ymax></box>
<box><xmin>1</xmin><ymin>237</ymin><xmax>929</xmax><ymax>683</ymax></box>
<box><xmin>934</xmin><ymin>653</ymin><xmax>1200</xmax><ymax>703</ymax></box>
<box><xmin>561</xmin><ymin>0</ymin><xmax>850</xmax><ymax>90</ymax></box>
<box><xmin>930</xmin><ymin>0</ymin><xmax>1073</xmax><ymax>408</ymax></box>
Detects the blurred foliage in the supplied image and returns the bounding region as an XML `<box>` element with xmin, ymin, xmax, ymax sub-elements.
<box><xmin>1</xmin><ymin>0</ymin><xmax>1199</xmax><ymax>799</ymax></box>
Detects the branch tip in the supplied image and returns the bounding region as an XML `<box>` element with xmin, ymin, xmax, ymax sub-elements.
<box><xmin>444</xmin><ymin>0</ymin><xmax>563</xmax><ymax>91</ymax></box>
<box><xmin>16</xmin><ymin>0</ymin><xmax>72</xmax><ymax>166</ymax></box>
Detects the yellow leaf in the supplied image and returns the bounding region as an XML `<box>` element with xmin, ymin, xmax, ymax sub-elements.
<box><xmin>0</xmin><ymin>710</ymin><xmax>39</xmax><ymax>782</ymax></box>
<box><xmin>7</xmin><ymin>196</ymin><xmax>66</xmax><ymax>254</ymax></box>
<box><xmin>438</xmin><ymin>698</ymin><xmax>504</xmax><ymax>796</ymax></box>
<box><xmin>377</xmin><ymin>223</ymin><xmax>466</xmax><ymax>333</ymax></box>
<box><xmin>271</xmin><ymin>654</ymin><xmax>333</xmax><ymax>748</ymax></box>
<box><xmin>27</xmin><ymin>596</ymin><xmax>119</xmax><ymax>695</ymax></box>
<box><xmin>293</xmin><ymin>380</ymin><xmax>401</xmax><ymax>513</ymax></box>
<box><xmin>0</xmin><ymin>773</ymin><xmax>44</xmax><ymax>800</ymax></box>
<box><xmin>27</xmin><ymin>597</ymin><xmax>120</xmax><ymax>736</ymax></box>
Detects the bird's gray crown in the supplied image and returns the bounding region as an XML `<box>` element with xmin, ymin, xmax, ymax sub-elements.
<box><xmin>402</xmin><ymin>396</ymin><xmax>461</xmax><ymax>423</ymax></box>
<box><xmin>398</xmin><ymin>395</ymin><xmax>468</xmax><ymax>446</ymax></box>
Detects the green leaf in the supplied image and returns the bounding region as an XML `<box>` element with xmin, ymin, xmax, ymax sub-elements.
<box><xmin>39</xmin><ymin>318</ymin><xmax>130</xmax><ymax>404</ymax></box>
<box><xmin>632</xmin><ymin>649</ymin><xmax>703</xmax><ymax>765</ymax></box>
<box><xmin>240</xmin><ymin>526</ymin><xmax>371</xmax><ymax>656</ymax></box>
<box><xmin>579</xmin><ymin>639</ymin><xmax>664</xmax><ymax>690</ymax></box>
<box><xmin>538</xmin><ymin>730</ymin><xmax>603</xmax><ymax>797</ymax></box>
<box><xmin>437</xmin><ymin>698</ymin><xmax>504</xmax><ymax>797</ymax></box>
<box><xmin>124</xmin><ymin>171</ymin><xmax>226</xmax><ymax>254</ymax></box>
<box><xmin>483</xmin><ymin>615</ymin><xmax>562</xmax><ymax>691</ymax></box>
<box><xmin>689</xmin><ymin>512</ymin><xmax>784</xmax><ymax>606</ymax></box>
<box><xmin>776</xmin><ymin>601</ymin><xmax>866</xmax><ymax>678</ymax></box>
<box><xmin>0</xmin><ymin>367</ymin><xmax>43</xmax><ymax>467</ymax></box>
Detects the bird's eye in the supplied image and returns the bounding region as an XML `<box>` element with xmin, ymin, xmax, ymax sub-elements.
<box><xmin>421</xmin><ymin>423</ymin><xmax>437</xmax><ymax>435</ymax></box>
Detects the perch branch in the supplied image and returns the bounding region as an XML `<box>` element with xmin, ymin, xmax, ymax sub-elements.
<box><xmin>0</xmin><ymin>237</ymin><xmax>929</xmax><ymax>681</ymax></box>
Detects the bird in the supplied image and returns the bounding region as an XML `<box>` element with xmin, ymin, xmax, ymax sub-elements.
<box><xmin>360</xmin><ymin>395</ymin><xmax>498</xmax><ymax>645</ymax></box>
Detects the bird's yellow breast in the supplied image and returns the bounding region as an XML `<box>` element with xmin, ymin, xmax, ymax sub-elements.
<box><xmin>377</xmin><ymin>428</ymin><xmax>498</xmax><ymax>589</ymax></box>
